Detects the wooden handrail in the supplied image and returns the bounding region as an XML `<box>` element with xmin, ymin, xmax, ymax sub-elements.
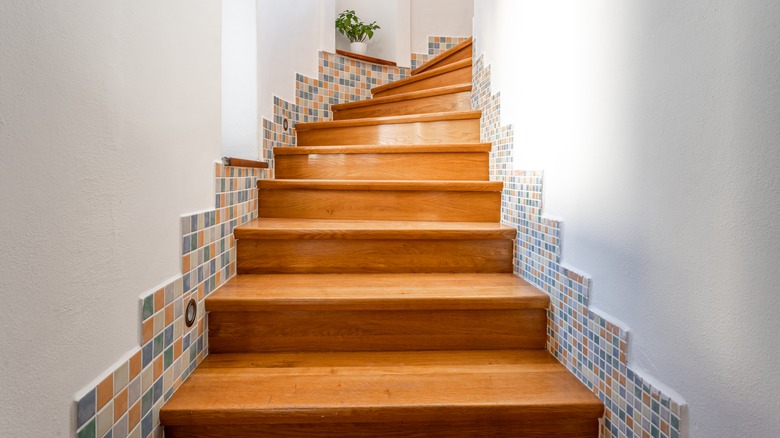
<box><xmin>222</xmin><ymin>157</ymin><xmax>269</xmax><ymax>169</ymax></box>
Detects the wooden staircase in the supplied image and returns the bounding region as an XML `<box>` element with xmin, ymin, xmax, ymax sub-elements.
<box><xmin>160</xmin><ymin>38</ymin><xmax>603</xmax><ymax>437</ymax></box>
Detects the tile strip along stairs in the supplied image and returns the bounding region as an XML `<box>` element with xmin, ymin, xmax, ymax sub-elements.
<box><xmin>160</xmin><ymin>39</ymin><xmax>603</xmax><ymax>437</ymax></box>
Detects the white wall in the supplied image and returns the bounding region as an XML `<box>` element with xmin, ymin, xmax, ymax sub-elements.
<box><xmin>410</xmin><ymin>0</ymin><xmax>473</xmax><ymax>53</ymax></box>
<box><xmin>474</xmin><ymin>1</ymin><xmax>780</xmax><ymax>437</ymax></box>
<box><xmin>0</xmin><ymin>0</ymin><xmax>221</xmax><ymax>436</ymax></box>
<box><xmin>222</xmin><ymin>0</ymin><xmax>258</xmax><ymax>159</ymax></box>
<box><xmin>335</xmin><ymin>0</ymin><xmax>410</xmax><ymax>66</ymax></box>
<box><xmin>257</xmin><ymin>0</ymin><xmax>322</xmax><ymax>120</ymax></box>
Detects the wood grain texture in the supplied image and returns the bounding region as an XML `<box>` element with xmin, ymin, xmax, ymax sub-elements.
<box><xmin>258</xmin><ymin>179</ymin><xmax>501</xmax><ymax>191</ymax></box>
<box><xmin>208</xmin><ymin>308</ymin><xmax>546</xmax><ymax>353</ymax></box>
<box><xmin>236</xmin><ymin>239</ymin><xmax>513</xmax><ymax>274</ymax></box>
<box><xmin>412</xmin><ymin>38</ymin><xmax>473</xmax><ymax>76</ymax></box>
<box><xmin>160</xmin><ymin>350</ymin><xmax>603</xmax><ymax>432</ymax></box>
<box><xmin>257</xmin><ymin>188</ymin><xmax>501</xmax><ymax>222</ymax></box>
<box><xmin>222</xmin><ymin>157</ymin><xmax>269</xmax><ymax>168</ymax></box>
<box><xmin>336</xmin><ymin>49</ymin><xmax>397</xmax><ymax>66</ymax></box>
<box><xmin>295</xmin><ymin>110</ymin><xmax>481</xmax><ymax>131</ymax></box>
<box><xmin>371</xmin><ymin>59</ymin><xmax>472</xmax><ymax>98</ymax></box>
<box><xmin>274</xmin><ymin>150</ymin><xmax>488</xmax><ymax>180</ymax></box>
<box><xmin>205</xmin><ymin>273</ymin><xmax>548</xmax><ymax>312</ymax></box>
<box><xmin>233</xmin><ymin>218</ymin><xmax>517</xmax><ymax>240</ymax></box>
<box><xmin>332</xmin><ymin>84</ymin><xmax>471</xmax><ymax>111</ymax></box>
<box><xmin>273</xmin><ymin>143</ymin><xmax>491</xmax><ymax>155</ymax></box>
<box><xmin>332</xmin><ymin>87</ymin><xmax>472</xmax><ymax>120</ymax></box>
<box><xmin>297</xmin><ymin>118</ymin><xmax>479</xmax><ymax>145</ymax></box>
<box><xmin>164</xmin><ymin>418</ymin><xmax>599</xmax><ymax>438</ymax></box>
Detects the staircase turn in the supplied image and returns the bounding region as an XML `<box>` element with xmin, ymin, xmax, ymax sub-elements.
<box><xmin>160</xmin><ymin>38</ymin><xmax>603</xmax><ymax>437</ymax></box>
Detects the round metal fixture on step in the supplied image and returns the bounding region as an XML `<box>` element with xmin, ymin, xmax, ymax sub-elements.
<box><xmin>185</xmin><ymin>298</ymin><xmax>197</xmax><ymax>327</ymax></box>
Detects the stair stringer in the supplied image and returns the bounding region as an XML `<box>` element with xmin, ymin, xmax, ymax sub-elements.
<box><xmin>471</xmin><ymin>50</ymin><xmax>688</xmax><ymax>438</ymax></box>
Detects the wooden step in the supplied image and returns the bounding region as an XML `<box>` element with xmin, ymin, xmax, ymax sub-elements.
<box><xmin>235</xmin><ymin>218</ymin><xmax>514</xmax><ymax>274</ymax></box>
<box><xmin>160</xmin><ymin>350</ymin><xmax>604</xmax><ymax>437</ymax></box>
<box><xmin>257</xmin><ymin>179</ymin><xmax>502</xmax><ymax>222</ymax></box>
<box><xmin>295</xmin><ymin>111</ymin><xmax>481</xmax><ymax>146</ymax></box>
<box><xmin>273</xmin><ymin>143</ymin><xmax>490</xmax><ymax>180</ymax></box>
<box><xmin>371</xmin><ymin>59</ymin><xmax>472</xmax><ymax>98</ymax></box>
<box><xmin>331</xmin><ymin>84</ymin><xmax>472</xmax><ymax>120</ymax></box>
<box><xmin>412</xmin><ymin>37</ymin><xmax>473</xmax><ymax>76</ymax></box>
<box><xmin>206</xmin><ymin>273</ymin><xmax>547</xmax><ymax>353</ymax></box>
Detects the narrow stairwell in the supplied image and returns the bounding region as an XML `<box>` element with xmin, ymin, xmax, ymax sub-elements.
<box><xmin>160</xmin><ymin>39</ymin><xmax>604</xmax><ymax>437</ymax></box>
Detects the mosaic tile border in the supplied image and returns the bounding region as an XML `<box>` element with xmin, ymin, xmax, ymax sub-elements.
<box><xmin>74</xmin><ymin>163</ymin><xmax>266</xmax><ymax>438</ymax></box>
<box><xmin>471</xmin><ymin>49</ymin><xmax>688</xmax><ymax>438</ymax></box>
<box><xmin>260</xmin><ymin>50</ymin><xmax>411</xmax><ymax>160</ymax></box>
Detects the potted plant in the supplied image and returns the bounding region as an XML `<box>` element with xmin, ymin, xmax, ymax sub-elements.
<box><xmin>335</xmin><ymin>9</ymin><xmax>380</xmax><ymax>56</ymax></box>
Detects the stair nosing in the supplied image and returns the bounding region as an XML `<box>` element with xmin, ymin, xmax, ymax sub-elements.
<box><xmin>257</xmin><ymin>179</ymin><xmax>502</xmax><ymax>192</ymax></box>
<box><xmin>295</xmin><ymin>110</ymin><xmax>481</xmax><ymax>131</ymax></box>
<box><xmin>370</xmin><ymin>58</ymin><xmax>473</xmax><ymax>96</ymax></box>
<box><xmin>273</xmin><ymin>143</ymin><xmax>491</xmax><ymax>155</ymax></box>
<box><xmin>331</xmin><ymin>84</ymin><xmax>472</xmax><ymax>112</ymax></box>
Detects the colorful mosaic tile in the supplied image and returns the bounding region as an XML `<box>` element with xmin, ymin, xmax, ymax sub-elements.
<box><xmin>259</xmin><ymin>49</ymin><xmax>411</xmax><ymax>160</ymax></box>
<box><xmin>74</xmin><ymin>163</ymin><xmax>264</xmax><ymax>438</ymax></box>
<box><xmin>471</xmin><ymin>47</ymin><xmax>687</xmax><ymax>438</ymax></box>
<box><xmin>411</xmin><ymin>36</ymin><xmax>470</xmax><ymax>70</ymax></box>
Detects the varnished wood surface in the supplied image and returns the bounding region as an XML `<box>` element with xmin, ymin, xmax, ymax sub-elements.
<box><xmin>208</xmin><ymin>308</ymin><xmax>546</xmax><ymax>353</ymax></box>
<box><xmin>297</xmin><ymin>118</ymin><xmax>480</xmax><ymax>145</ymax></box>
<box><xmin>295</xmin><ymin>110</ymin><xmax>481</xmax><ymax>131</ymax></box>
<box><xmin>371</xmin><ymin>59</ymin><xmax>472</xmax><ymax>97</ymax></box>
<box><xmin>412</xmin><ymin>37</ymin><xmax>473</xmax><ymax>76</ymax></box>
<box><xmin>332</xmin><ymin>85</ymin><xmax>472</xmax><ymax>120</ymax></box>
<box><xmin>335</xmin><ymin>49</ymin><xmax>397</xmax><ymax>66</ymax></box>
<box><xmin>206</xmin><ymin>273</ymin><xmax>547</xmax><ymax>312</ymax></box>
<box><xmin>222</xmin><ymin>157</ymin><xmax>269</xmax><ymax>168</ymax></box>
<box><xmin>332</xmin><ymin>84</ymin><xmax>471</xmax><ymax>111</ymax></box>
<box><xmin>274</xmin><ymin>151</ymin><xmax>488</xmax><ymax>180</ymax></box>
<box><xmin>234</xmin><ymin>218</ymin><xmax>516</xmax><ymax>240</ymax></box>
<box><xmin>273</xmin><ymin>143</ymin><xmax>492</xmax><ymax>155</ymax></box>
<box><xmin>160</xmin><ymin>350</ymin><xmax>603</xmax><ymax>425</ymax></box>
<box><xmin>165</xmin><ymin>418</ymin><xmax>599</xmax><ymax>438</ymax></box>
<box><xmin>236</xmin><ymin>239</ymin><xmax>513</xmax><ymax>274</ymax></box>
<box><xmin>257</xmin><ymin>188</ymin><xmax>501</xmax><ymax>222</ymax></box>
<box><xmin>258</xmin><ymin>179</ymin><xmax>501</xmax><ymax>192</ymax></box>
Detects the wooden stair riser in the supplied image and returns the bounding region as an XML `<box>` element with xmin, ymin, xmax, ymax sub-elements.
<box><xmin>208</xmin><ymin>308</ymin><xmax>547</xmax><ymax>353</ymax></box>
<box><xmin>332</xmin><ymin>91</ymin><xmax>472</xmax><ymax>120</ymax></box>
<box><xmin>236</xmin><ymin>239</ymin><xmax>514</xmax><ymax>274</ymax></box>
<box><xmin>296</xmin><ymin>118</ymin><xmax>480</xmax><ymax>145</ymax></box>
<box><xmin>274</xmin><ymin>152</ymin><xmax>489</xmax><ymax>180</ymax></box>
<box><xmin>258</xmin><ymin>189</ymin><xmax>500</xmax><ymax>222</ymax></box>
<box><xmin>164</xmin><ymin>418</ymin><xmax>599</xmax><ymax>438</ymax></box>
<box><xmin>372</xmin><ymin>64</ymin><xmax>472</xmax><ymax>98</ymax></box>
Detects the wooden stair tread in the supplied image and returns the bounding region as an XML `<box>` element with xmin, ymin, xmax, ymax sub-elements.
<box><xmin>235</xmin><ymin>218</ymin><xmax>515</xmax><ymax>240</ymax></box>
<box><xmin>331</xmin><ymin>84</ymin><xmax>472</xmax><ymax>111</ymax></box>
<box><xmin>160</xmin><ymin>350</ymin><xmax>603</xmax><ymax>425</ymax></box>
<box><xmin>273</xmin><ymin>143</ymin><xmax>491</xmax><ymax>155</ymax></box>
<box><xmin>295</xmin><ymin>110</ymin><xmax>480</xmax><ymax>131</ymax></box>
<box><xmin>258</xmin><ymin>179</ymin><xmax>502</xmax><ymax>192</ymax></box>
<box><xmin>412</xmin><ymin>38</ymin><xmax>473</xmax><ymax>76</ymax></box>
<box><xmin>370</xmin><ymin>58</ymin><xmax>472</xmax><ymax>96</ymax></box>
<box><xmin>206</xmin><ymin>273</ymin><xmax>545</xmax><ymax>311</ymax></box>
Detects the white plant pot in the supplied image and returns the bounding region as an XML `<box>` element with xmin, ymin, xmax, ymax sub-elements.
<box><xmin>350</xmin><ymin>42</ymin><xmax>367</xmax><ymax>55</ymax></box>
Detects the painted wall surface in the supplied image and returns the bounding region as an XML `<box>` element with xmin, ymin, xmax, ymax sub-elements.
<box><xmin>410</xmin><ymin>0</ymin><xmax>473</xmax><ymax>53</ymax></box>
<box><xmin>335</xmin><ymin>0</ymin><xmax>408</xmax><ymax>65</ymax></box>
<box><xmin>257</xmin><ymin>0</ymin><xmax>322</xmax><ymax>120</ymax></box>
<box><xmin>474</xmin><ymin>1</ymin><xmax>780</xmax><ymax>437</ymax></box>
<box><xmin>0</xmin><ymin>0</ymin><xmax>221</xmax><ymax>436</ymax></box>
<box><xmin>222</xmin><ymin>0</ymin><xmax>258</xmax><ymax>159</ymax></box>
